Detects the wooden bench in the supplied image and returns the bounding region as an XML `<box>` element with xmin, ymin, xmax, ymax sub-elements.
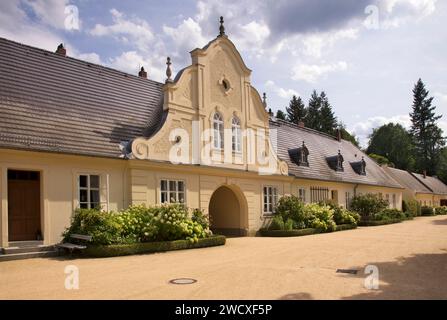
<box><xmin>57</xmin><ymin>234</ymin><xmax>92</xmax><ymax>254</ymax></box>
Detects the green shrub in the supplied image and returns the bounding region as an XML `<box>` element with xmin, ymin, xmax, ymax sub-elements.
<box><xmin>82</xmin><ymin>235</ymin><xmax>226</xmax><ymax>258</ymax></box>
<box><xmin>321</xmin><ymin>201</ymin><xmax>360</xmax><ymax>225</ymax></box>
<box><xmin>63</xmin><ymin>204</ymin><xmax>212</xmax><ymax>246</ymax></box>
<box><xmin>435</xmin><ymin>206</ymin><xmax>447</xmax><ymax>215</ymax></box>
<box><xmin>276</xmin><ymin>195</ymin><xmax>306</xmax><ymax>227</ymax></box>
<box><xmin>350</xmin><ymin>193</ymin><xmax>389</xmax><ymax>219</ymax></box>
<box><xmin>116</xmin><ymin>205</ymin><xmax>157</xmax><ymax>243</ymax></box>
<box><xmin>304</xmin><ymin>203</ymin><xmax>336</xmax><ymax>232</ymax></box>
<box><xmin>284</xmin><ymin>218</ymin><xmax>294</xmax><ymax>231</ymax></box>
<box><xmin>381</xmin><ymin>208</ymin><xmax>406</xmax><ymax>219</ymax></box>
<box><xmin>191</xmin><ymin>208</ymin><xmax>210</xmax><ymax>230</ymax></box>
<box><xmin>405</xmin><ymin>200</ymin><xmax>421</xmax><ymax>217</ymax></box>
<box><xmin>269</xmin><ymin>215</ymin><xmax>285</xmax><ymax>230</ymax></box>
<box><xmin>268</xmin><ymin>215</ymin><xmax>294</xmax><ymax>231</ymax></box>
<box><xmin>63</xmin><ymin>208</ymin><xmax>123</xmax><ymax>245</ymax></box>
<box><xmin>402</xmin><ymin>200</ymin><xmax>408</xmax><ymax>213</ymax></box>
<box><xmin>335</xmin><ymin>209</ymin><xmax>360</xmax><ymax>225</ymax></box>
<box><xmin>421</xmin><ymin>206</ymin><xmax>435</xmax><ymax>216</ymax></box>
<box><xmin>358</xmin><ymin>219</ymin><xmax>403</xmax><ymax>226</ymax></box>
<box><xmin>260</xmin><ymin>228</ymin><xmax>318</xmax><ymax>237</ymax></box>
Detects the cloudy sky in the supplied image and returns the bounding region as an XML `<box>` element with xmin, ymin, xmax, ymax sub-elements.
<box><xmin>1</xmin><ymin>0</ymin><xmax>445</xmax><ymax>146</ymax></box>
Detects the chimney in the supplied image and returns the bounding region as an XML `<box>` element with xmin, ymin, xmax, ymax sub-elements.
<box><xmin>298</xmin><ymin>121</ymin><xmax>305</xmax><ymax>128</ymax></box>
<box><xmin>55</xmin><ymin>43</ymin><xmax>66</xmax><ymax>56</ymax></box>
<box><xmin>423</xmin><ymin>170</ymin><xmax>427</xmax><ymax>178</ymax></box>
<box><xmin>138</xmin><ymin>67</ymin><xmax>147</xmax><ymax>78</ymax></box>
<box><xmin>336</xmin><ymin>128</ymin><xmax>342</xmax><ymax>142</ymax></box>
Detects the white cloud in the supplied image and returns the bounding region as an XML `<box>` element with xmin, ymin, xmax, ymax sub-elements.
<box><xmin>379</xmin><ymin>0</ymin><xmax>437</xmax><ymax>29</ymax></box>
<box><xmin>265</xmin><ymin>80</ymin><xmax>300</xmax><ymax>100</ymax></box>
<box><xmin>292</xmin><ymin>61</ymin><xmax>348</xmax><ymax>83</ymax></box>
<box><xmin>163</xmin><ymin>18</ymin><xmax>208</xmax><ymax>56</ymax></box>
<box><xmin>76</xmin><ymin>52</ymin><xmax>103</xmax><ymax>65</ymax></box>
<box><xmin>90</xmin><ymin>9</ymin><xmax>155</xmax><ymax>52</ymax></box>
<box><xmin>351</xmin><ymin>110</ymin><xmax>447</xmax><ymax>147</ymax></box>
<box><xmin>302</xmin><ymin>28</ymin><xmax>359</xmax><ymax>58</ymax></box>
<box><xmin>232</xmin><ymin>20</ymin><xmax>271</xmax><ymax>55</ymax></box>
<box><xmin>435</xmin><ymin>92</ymin><xmax>447</xmax><ymax>105</ymax></box>
<box><xmin>350</xmin><ymin>114</ymin><xmax>412</xmax><ymax>147</ymax></box>
<box><xmin>27</xmin><ymin>0</ymin><xmax>71</xmax><ymax>30</ymax></box>
<box><xmin>108</xmin><ymin>51</ymin><xmax>165</xmax><ymax>81</ymax></box>
<box><xmin>0</xmin><ymin>0</ymin><xmax>65</xmax><ymax>51</ymax></box>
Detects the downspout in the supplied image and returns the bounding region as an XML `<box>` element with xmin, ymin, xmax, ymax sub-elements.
<box><xmin>354</xmin><ymin>184</ymin><xmax>359</xmax><ymax>196</ymax></box>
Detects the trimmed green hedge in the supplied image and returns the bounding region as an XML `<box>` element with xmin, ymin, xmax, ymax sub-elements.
<box><xmin>259</xmin><ymin>224</ymin><xmax>357</xmax><ymax>237</ymax></box>
<box><xmin>335</xmin><ymin>223</ymin><xmax>358</xmax><ymax>231</ymax></box>
<box><xmin>80</xmin><ymin>235</ymin><xmax>226</xmax><ymax>258</ymax></box>
<box><xmin>358</xmin><ymin>218</ymin><xmax>403</xmax><ymax>226</ymax></box>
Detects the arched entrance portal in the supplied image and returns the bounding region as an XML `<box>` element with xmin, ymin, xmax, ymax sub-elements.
<box><xmin>208</xmin><ymin>185</ymin><xmax>248</xmax><ymax>237</ymax></box>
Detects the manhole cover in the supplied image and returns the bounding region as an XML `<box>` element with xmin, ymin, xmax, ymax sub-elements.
<box><xmin>336</xmin><ymin>269</ymin><xmax>358</xmax><ymax>275</ymax></box>
<box><xmin>169</xmin><ymin>278</ymin><xmax>197</xmax><ymax>285</ymax></box>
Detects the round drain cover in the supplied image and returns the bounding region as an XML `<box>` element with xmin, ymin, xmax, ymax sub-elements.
<box><xmin>169</xmin><ymin>278</ymin><xmax>197</xmax><ymax>285</ymax></box>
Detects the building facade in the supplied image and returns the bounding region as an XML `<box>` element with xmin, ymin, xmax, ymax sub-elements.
<box><xmin>385</xmin><ymin>167</ymin><xmax>447</xmax><ymax>206</ymax></box>
<box><xmin>0</xmin><ymin>25</ymin><xmax>405</xmax><ymax>247</ymax></box>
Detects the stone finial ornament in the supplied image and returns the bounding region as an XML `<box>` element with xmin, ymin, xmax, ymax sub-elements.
<box><xmin>219</xmin><ymin>16</ymin><xmax>225</xmax><ymax>36</ymax></box>
<box><xmin>165</xmin><ymin>57</ymin><xmax>173</xmax><ymax>83</ymax></box>
<box><xmin>262</xmin><ymin>92</ymin><xmax>267</xmax><ymax>108</ymax></box>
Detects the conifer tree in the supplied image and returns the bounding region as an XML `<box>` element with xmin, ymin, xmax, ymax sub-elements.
<box><xmin>319</xmin><ymin>91</ymin><xmax>337</xmax><ymax>135</ymax></box>
<box><xmin>409</xmin><ymin>79</ymin><xmax>445</xmax><ymax>174</ymax></box>
<box><xmin>275</xmin><ymin>110</ymin><xmax>286</xmax><ymax>120</ymax></box>
<box><xmin>286</xmin><ymin>95</ymin><xmax>307</xmax><ymax>125</ymax></box>
<box><xmin>306</xmin><ymin>90</ymin><xmax>321</xmax><ymax>130</ymax></box>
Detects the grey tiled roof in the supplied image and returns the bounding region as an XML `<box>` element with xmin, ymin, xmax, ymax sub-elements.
<box><xmin>411</xmin><ymin>173</ymin><xmax>447</xmax><ymax>195</ymax></box>
<box><xmin>385</xmin><ymin>167</ymin><xmax>432</xmax><ymax>194</ymax></box>
<box><xmin>0</xmin><ymin>37</ymin><xmax>164</xmax><ymax>158</ymax></box>
<box><xmin>271</xmin><ymin>119</ymin><xmax>403</xmax><ymax>188</ymax></box>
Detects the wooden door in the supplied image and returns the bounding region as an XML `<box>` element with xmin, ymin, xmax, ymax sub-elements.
<box><xmin>8</xmin><ymin>171</ymin><xmax>41</xmax><ymax>241</ymax></box>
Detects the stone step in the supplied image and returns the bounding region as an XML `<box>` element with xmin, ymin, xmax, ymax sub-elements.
<box><xmin>8</xmin><ymin>241</ymin><xmax>43</xmax><ymax>248</ymax></box>
<box><xmin>2</xmin><ymin>245</ymin><xmax>55</xmax><ymax>255</ymax></box>
<box><xmin>0</xmin><ymin>250</ymin><xmax>59</xmax><ymax>262</ymax></box>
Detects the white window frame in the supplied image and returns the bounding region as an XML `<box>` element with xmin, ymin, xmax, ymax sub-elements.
<box><xmin>298</xmin><ymin>187</ymin><xmax>306</xmax><ymax>202</ymax></box>
<box><xmin>392</xmin><ymin>194</ymin><xmax>396</xmax><ymax>209</ymax></box>
<box><xmin>78</xmin><ymin>174</ymin><xmax>100</xmax><ymax>209</ymax></box>
<box><xmin>263</xmin><ymin>186</ymin><xmax>278</xmax><ymax>215</ymax></box>
<box><xmin>231</xmin><ymin>116</ymin><xmax>242</xmax><ymax>153</ymax></box>
<box><xmin>213</xmin><ymin>112</ymin><xmax>224</xmax><ymax>150</ymax></box>
<box><xmin>160</xmin><ymin>179</ymin><xmax>186</xmax><ymax>204</ymax></box>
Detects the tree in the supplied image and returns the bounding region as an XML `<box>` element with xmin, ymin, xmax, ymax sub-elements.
<box><xmin>275</xmin><ymin>110</ymin><xmax>286</xmax><ymax>120</ymax></box>
<box><xmin>319</xmin><ymin>91</ymin><xmax>337</xmax><ymax>135</ymax></box>
<box><xmin>306</xmin><ymin>90</ymin><xmax>321</xmax><ymax>130</ymax></box>
<box><xmin>338</xmin><ymin>122</ymin><xmax>360</xmax><ymax>147</ymax></box>
<box><xmin>409</xmin><ymin>79</ymin><xmax>445</xmax><ymax>174</ymax></box>
<box><xmin>368</xmin><ymin>153</ymin><xmax>394</xmax><ymax>167</ymax></box>
<box><xmin>437</xmin><ymin>147</ymin><xmax>447</xmax><ymax>184</ymax></box>
<box><xmin>367</xmin><ymin>123</ymin><xmax>415</xmax><ymax>170</ymax></box>
<box><xmin>286</xmin><ymin>95</ymin><xmax>306</xmax><ymax>125</ymax></box>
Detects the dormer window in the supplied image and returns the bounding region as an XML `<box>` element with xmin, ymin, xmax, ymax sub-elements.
<box><xmin>288</xmin><ymin>141</ymin><xmax>309</xmax><ymax>167</ymax></box>
<box><xmin>350</xmin><ymin>157</ymin><xmax>367</xmax><ymax>175</ymax></box>
<box><xmin>326</xmin><ymin>150</ymin><xmax>344</xmax><ymax>172</ymax></box>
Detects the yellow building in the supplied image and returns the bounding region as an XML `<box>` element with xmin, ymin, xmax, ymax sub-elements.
<box><xmin>0</xmin><ymin>23</ymin><xmax>405</xmax><ymax>248</ymax></box>
<box><xmin>385</xmin><ymin>167</ymin><xmax>447</xmax><ymax>206</ymax></box>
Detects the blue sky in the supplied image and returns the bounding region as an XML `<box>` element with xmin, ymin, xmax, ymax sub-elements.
<box><xmin>1</xmin><ymin>0</ymin><xmax>445</xmax><ymax>146</ymax></box>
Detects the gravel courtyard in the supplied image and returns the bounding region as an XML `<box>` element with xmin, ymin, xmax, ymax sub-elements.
<box><xmin>1</xmin><ymin>215</ymin><xmax>446</xmax><ymax>300</ymax></box>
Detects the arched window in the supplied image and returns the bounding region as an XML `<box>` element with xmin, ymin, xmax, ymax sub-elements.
<box><xmin>213</xmin><ymin>112</ymin><xmax>224</xmax><ymax>150</ymax></box>
<box><xmin>232</xmin><ymin>116</ymin><xmax>241</xmax><ymax>152</ymax></box>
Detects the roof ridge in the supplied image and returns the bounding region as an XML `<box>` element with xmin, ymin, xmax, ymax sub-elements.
<box><xmin>409</xmin><ymin>171</ymin><xmax>434</xmax><ymax>193</ymax></box>
<box><xmin>270</xmin><ymin>118</ymin><xmax>341</xmax><ymax>142</ymax></box>
<box><xmin>0</xmin><ymin>36</ymin><xmax>164</xmax><ymax>86</ymax></box>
